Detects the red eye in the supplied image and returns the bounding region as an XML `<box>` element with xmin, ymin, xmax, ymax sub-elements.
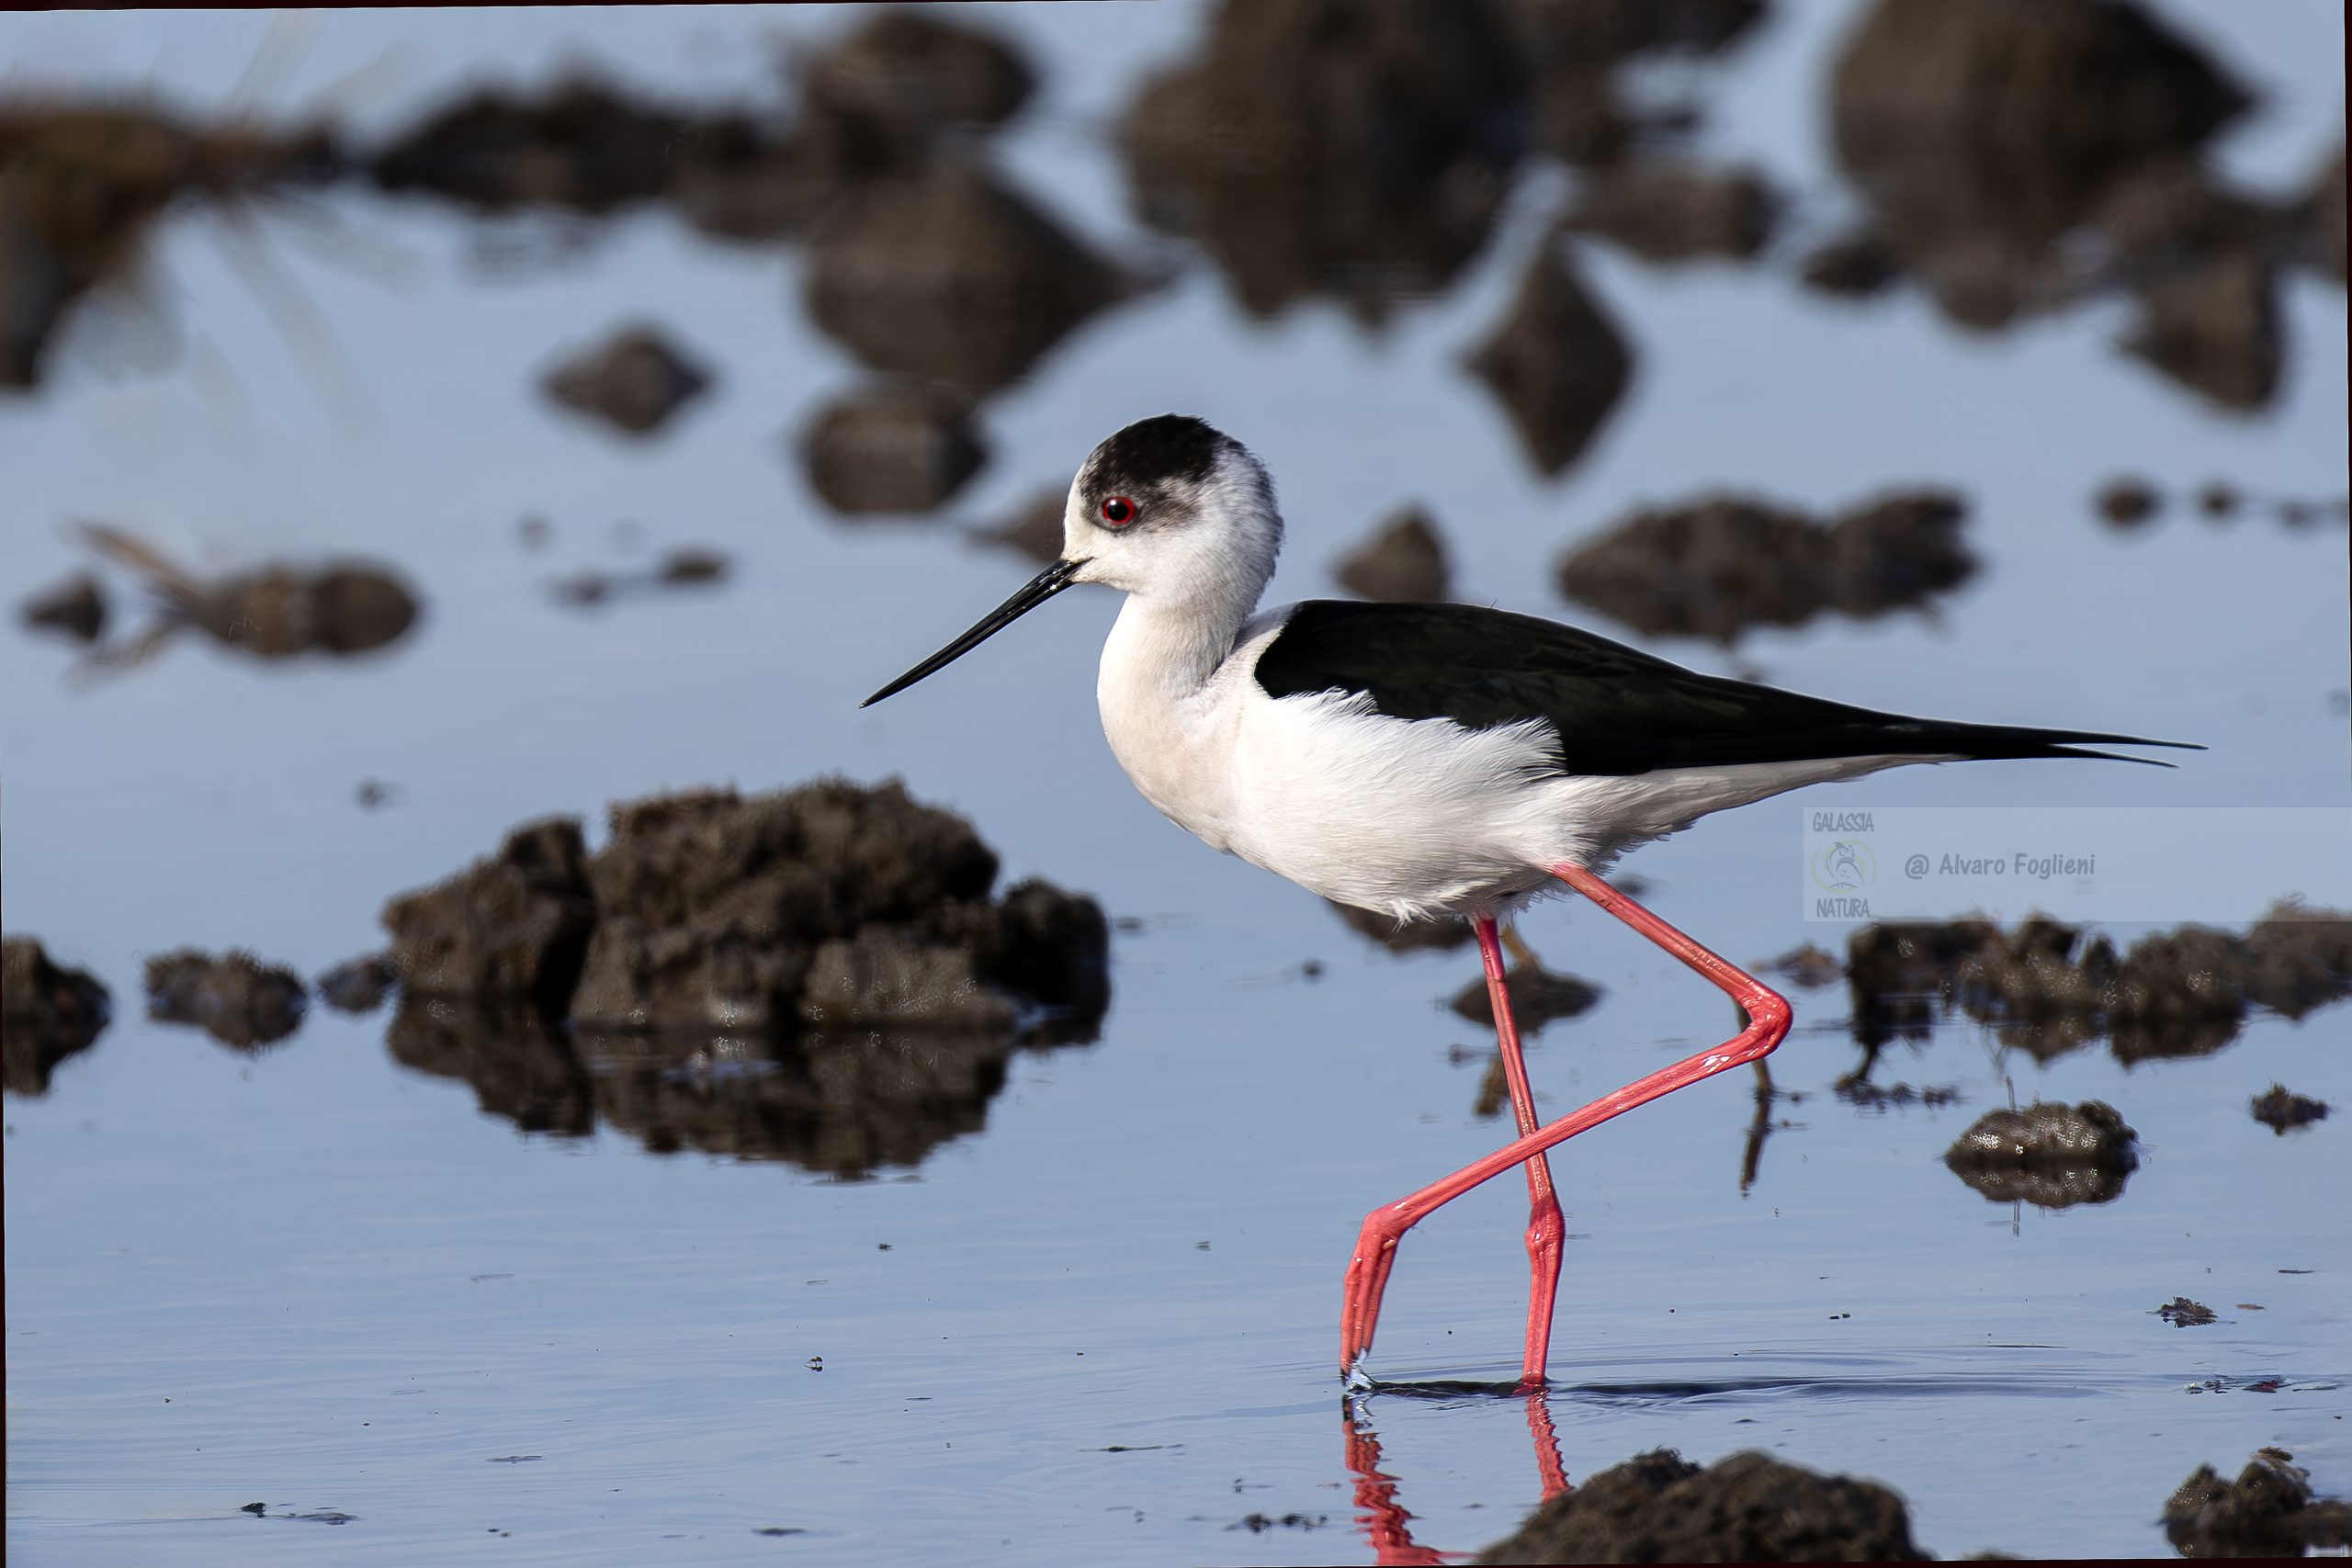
<box><xmin>1101</xmin><ymin>495</ymin><xmax>1137</xmax><ymax>526</ymax></box>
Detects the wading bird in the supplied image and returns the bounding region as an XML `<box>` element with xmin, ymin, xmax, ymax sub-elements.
<box><xmin>865</xmin><ymin>415</ymin><xmax>2189</xmax><ymax>1384</ymax></box>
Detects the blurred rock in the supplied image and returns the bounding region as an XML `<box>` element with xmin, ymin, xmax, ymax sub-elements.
<box><xmin>2</xmin><ymin>937</ymin><xmax>110</xmax><ymax>1095</ymax></box>
<box><xmin>371</xmin><ymin>80</ymin><xmax>684</xmax><ymax>211</ymax></box>
<box><xmin>144</xmin><ymin>948</ymin><xmax>307</xmax><ymax>1050</ymax></box>
<box><xmin>17</xmin><ymin>570</ymin><xmax>107</xmax><ymax>643</ymax></box>
<box><xmin>2311</xmin><ymin>144</ymin><xmax>2346</xmax><ymax>284</ymax></box>
<box><xmin>2095</xmin><ymin>476</ymin><xmax>2161</xmax><ymax>527</ymax></box>
<box><xmin>2197</xmin><ymin>480</ymin><xmax>2242</xmax><ymax>518</ymax></box>
<box><xmin>805</xmin><ymin>161</ymin><xmax>1130</xmax><ymax>390</ymax></box>
<box><xmin>1119</xmin><ymin>0</ymin><xmax>1529</xmax><ymax>323</ymax></box>
<box><xmin>1477</xmin><ymin>1447</ymin><xmax>1925</xmax><ymax>1563</ymax></box>
<box><xmin>971</xmin><ymin>487</ymin><xmax>1069</xmax><ymax>564</ymax></box>
<box><xmin>1556</xmin><ymin>488</ymin><xmax>1973</xmax><ymax>644</ymax></box>
<box><xmin>388</xmin><ymin>997</ymin><xmax>596</xmax><ymax>1137</ymax></box>
<box><xmin>802</xmin><ymin>10</ymin><xmax>1035</xmax><ymax>163</ymax></box>
<box><xmin>1798</xmin><ymin>227</ymin><xmax>1901</xmax><ymax>297</ymax></box>
<box><xmin>1563</xmin><ymin>163</ymin><xmax>1775</xmax><ymax>263</ymax></box>
<box><xmin>541</xmin><ymin>324</ymin><xmax>712</xmax><ymax>436</ymax></box>
<box><xmin>1328</xmin><ymin>899</ymin><xmax>1475</xmax><ymax>953</ymax></box>
<box><xmin>1</xmin><ymin>101</ymin><xmax>337</xmax><ymax>388</ymax></box>
<box><xmin>316</xmin><ymin>953</ymin><xmax>397</xmax><ymax>1014</ymax></box>
<box><xmin>799</xmin><ymin>383</ymin><xmax>986</xmax><ymax>514</ymax></box>
<box><xmin>1830</xmin><ymin>0</ymin><xmax>2252</xmax><ymax>332</ymax></box>
<box><xmin>1510</xmin><ymin>0</ymin><xmax>1769</xmax><ymax>170</ymax></box>
<box><xmin>2158</xmin><ymin>1295</ymin><xmax>2217</xmax><ymax>1326</ymax></box>
<box><xmin>76</xmin><ymin>522</ymin><xmax>419</xmax><ymax>668</ymax></box>
<box><xmin>2165</xmin><ymin>1450</ymin><xmax>2352</xmax><ymax>1558</ymax></box>
<box><xmin>1449</xmin><ymin>963</ymin><xmax>1601</xmax><ymax>1034</ymax></box>
<box><xmin>1943</xmin><ymin>1100</ymin><xmax>2138</xmax><ymax>1209</ymax></box>
<box><xmin>549</xmin><ymin>547</ymin><xmax>731</xmax><ymax>611</ymax></box>
<box><xmin>1465</xmin><ymin>235</ymin><xmax>1634</xmax><ymax>476</ymax></box>
<box><xmin>2251</xmin><ymin>1084</ymin><xmax>2329</xmax><ymax>1134</ymax></box>
<box><xmin>1758</xmin><ymin>942</ymin><xmax>1844</xmax><ymax>988</ymax></box>
<box><xmin>1335</xmin><ymin>506</ymin><xmax>1450</xmax><ymax>603</ymax></box>
<box><xmin>382</xmin><ymin>818</ymin><xmax>598</xmax><ymax>1014</ymax></box>
<box><xmin>2121</xmin><ymin>247</ymin><xmax>2279</xmax><ymax>411</ymax></box>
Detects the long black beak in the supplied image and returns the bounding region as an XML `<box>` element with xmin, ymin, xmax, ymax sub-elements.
<box><xmin>862</xmin><ymin>558</ymin><xmax>1086</xmax><ymax>707</ymax></box>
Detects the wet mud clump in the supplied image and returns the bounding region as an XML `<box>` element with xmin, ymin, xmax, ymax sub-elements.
<box><xmin>316</xmin><ymin>953</ymin><xmax>398</xmax><ymax>1015</ymax></box>
<box><xmin>1943</xmin><ymin>1100</ymin><xmax>2137</xmax><ymax>1209</ymax></box>
<box><xmin>143</xmin><ymin>949</ymin><xmax>307</xmax><ymax>1050</ymax></box>
<box><xmin>1466</xmin><ymin>234</ymin><xmax>1634</xmax><ymax>477</ymax></box>
<box><xmin>2250</xmin><ymin>1084</ymin><xmax>2329</xmax><ymax>1134</ymax></box>
<box><xmin>2164</xmin><ymin>1449</ymin><xmax>2352</xmax><ymax>1557</ymax></box>
<box><xmin>1562</xmin><ymin>164</ymin><xmax>1776</xmax><ymax>264</ymax></box>
<box><xmin>1476</xmin><ymin>1447</ymin><xmax>1925</xmax><ymax>1563</ymax></box>
<box><xmin>1</xmin><ymin>99</ymin><xmax>337</xmax><ymax>387</ymax></box>
<box><xmin>74</xmin><ymin>523</ymin><xmax>419</xmax><ymax>671</ymax></box>
<box><xmin>1846</xmin><ymin>903</ymin><xmax>2352</xmax><ymax>1062</ymax></box>
<box><xmin>2</xmin><ymin>938</ymin><xmax>111</xmax><ymax>1095</ymax></box>
<box><xmin>377</xmin><ymin>779</ymin><xmax>1111</xmax><ymax>1175</ymax></box>
<box><xmin>1557</xmin><ymin>488</ymin><xmax>1973</xmax><ymax>643</ymax></box>
<box><xmin>1335</xmin><ymin>506</ymin><xmax>1451</xmax><ymax>603</ymax></box>
<box><xmin>799</xmin><ymin>383</ymin><xmax>987</xmax><ymax>515</ymax></box>
<box><xmin>805</xmin><ymin>161</ymin><xmax>1133</xmax><ymax>392</ymax></box>
<box><xmin>1449</xmin><ymin>964</ymin><xmax>1602</xmax><ymax>1035</ymax></box>
<box><xmin>1119</xmin><ymin>0</ymin><xmax>1529</xmax><ymax>324</ymax></box>
<box><xmin>541</xmin><ymin>324</ymin><xmax>712</xmax><ymax>436</ymax></box>
<box><xmin>17</xmin><ymin>571</ymin><xmax>107</xmax><ymax>643</ymax></box>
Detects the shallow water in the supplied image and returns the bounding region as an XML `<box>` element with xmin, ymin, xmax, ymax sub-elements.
<box><xmin>6</xmin><ymin>4</ymin><xmax>2348</xmax><ymax>1562</ymax></box>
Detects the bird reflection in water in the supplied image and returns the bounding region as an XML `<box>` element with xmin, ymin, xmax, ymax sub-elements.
<box><xmin>1344</xmin><ymin>1385</ymin><xmax>1569</xmax><ymax>1566</ymax></box>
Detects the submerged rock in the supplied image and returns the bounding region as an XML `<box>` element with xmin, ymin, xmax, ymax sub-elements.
<box><xmin>805</xmin><ymin>161</ymin><xmax>1130</xmax><ymax>391</ymax></box>
<box><xmin>1335</xmin><ymin>506</ymin><xmax>1451</xmax><ymax>603</ymax></box>
<box><xmin>1119</xmin><ymin>0</ymin><xmax>1529</xmax><ymax>323</ymax></box>
<box><xmin>144</xmin><ymin>948</ymin><xmax>307</xmax><ymax>1050</ymax></box>
<box><xmin>17</xmin><ymin>571</ymin><xmax>107</xmax><ymax>643</ymax></box>
<box><xmin>1476</xmin><ymin>1447</ymin><xmax>1926</xmax><ymax>1563</ymax></box>
<box><xmin>2</xmin><ymin>937</ymin><xmax>111</xmax><ymax>1095</ymax></box>
<box><xmin>798</xmin><ymin>383</ymin><xmax>987</xmax><ymax>515</ymax></box>
<box><xmin>2164</xmin><ymin>1449</ymin><xmax>2352</xmax><ymax>1557</ymax></box>
<box><xmin>1465</xmin><ymin>234</ymin><xmax>1634</xmax><ymax>477</ymax></box>
<box><xmin>1942</xmin><ymin>1100</ymin><xmax>2138</xmax><ymax>1209</ymax></box>
<box><xmin>1555</xmin><ymin>488</ymin><xmax>1973</xmax><ymax>644</ymax></box>
<box><xmin>541</xmin><ymin>324</ymin><xmax>713</xmax><ymax>436</ymax></box>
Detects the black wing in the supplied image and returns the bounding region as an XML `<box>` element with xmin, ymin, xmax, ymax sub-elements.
<box><xmin>1251</xmin><ymin>601</ymin><xmax>2197</xmax><ymax>777</ymax></box>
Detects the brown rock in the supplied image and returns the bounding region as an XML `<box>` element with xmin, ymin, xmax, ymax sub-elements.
<box><xmin>1465</xmin><ymin>235</ymin><xmax>1634</xmax><ymax>476</ymax></box>
<box><xmin>2</xmin><ymin>937</ymin><xmax>110</xmax><ymax>1095</ymax></box>
<box><xmin>1335</xmin><ymin>506</ymin><xmax>1451</xmax><ymax>602</ymax></box>
<box><xmin>382</xmin><ymin>818</ymin><xmax>597</xmax><ymax>1014</ymax></box>
<box><xmin>2164</xmin><ymin>1450</ymin><xmax>2352</xmax><ymax>1558</ymax></box>
<box><xmin>144</xmin><ymin>948</ymin><xmax>307</xmax><ymax>1050</ymax></box>
<box><xmin>798</xmin><ymin>383</ymin><xmax>986</xmax><ymax>515</ymax></box>
<box><xmin>542</xmin><ymin>324</ymin><xmax>712</xmax><ymax>436</ymax></box>
<box><xmin>1943</xmin><ymin>1100</ymin><xmax>2139</xmax><ymax>1210</ymax></box>
<box><xmin>1565</xmin><ymin>163</ymin><xmax>1775</xmax><ymax>263</ymax></box>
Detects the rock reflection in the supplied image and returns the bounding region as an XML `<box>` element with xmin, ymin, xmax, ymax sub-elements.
<box><xmin>1346</xmin><ymin>1387</ymin><xmax>1565</xmax><ymax>1567</ymax></box>
<box><xmin>1942</xmin><ymin>1100</ymin><xmax>2138</xmax><ymax>1210</ymax></box>
<box><xmin>1</xmin><ymin>938</ymin><xmax>110</xmax><ymax>1096</ymax></box>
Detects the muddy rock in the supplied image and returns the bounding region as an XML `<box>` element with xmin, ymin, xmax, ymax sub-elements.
<box><xmin>1329</xmin><ymin>900</ymin><xmax>1474</xmax><ymax>954</ymax></box>
<box><xmin>2158</xmin><ymin>1295</ymin><xmax>2217</xmax><ymax>1326</ymax></box>
<box><xmin>1465</xmin><ymin>235</ymin><xmax>1634</xmax><ymax>477</ymax></box>
<box><xmin>144</xmin><ymin>949</ymin><xmax>307</xmax><ymax>1049</ymax></box>
<box><xmin>75</xmin><ymin>523</ymin><xmax>420</xmax><ymax>668</ymax></box>
<box><xmin>1942</xmin><ymin>1100</ymin><xmax>2137</xmax><ymax>1208</ymax></box>
<box><xmin>971</xmin><ymin>487</ymin><xmax>1069</xmax><ymax>564</ymax></box>
<box><xmin>2165</xmin><ymin>1449</ymin><xmax>2352</xmax><ymax>1558</ymax></box>
<box><xmin>382</xmin><ymin>818</ymin><xmax>597</xmax><ymax>1014</ymax></box>
<box><xmin>2</xmin><ymin>937</ymin><xmax>111</xmax><ymax>1095</ymax></box>
<box><xmin>798</xmin><ymin>383</ymin><xmax>987</xmax><ymax>515</ymax></box>
<box><xmin>1556</xmin><ymin>488</ymin><xmax>1973</xmax><ymax>644</ymax></box>
<box><xmin>1119</xmin><ymin>0</ymin><xmax>1529</xmax><ymax>323</ymax></box>
<box><xmin>2250</xmin><ymin>1084</ymin><xmax>2329</xmax><ymax>1134</ymax></box>
<box><xmin>1477</xmin><ymin>1447</ymin><xmax>1926</xmax><ymax>1563</ymax></box>
<box><xmin>1798</xmin><ymin>227</ymin><xmax>1902</xmax><ymax>297</ymax></box>
<box><xmin>316</xmin><ymin>953</ymin><xmax>397</xmax><ymax>1014</ymax></box>
<box><xmin>18</xmin><ymin>571</ymin><xmax>107</xmax><ymax>643</ymax></box>
<box><xmin>1564</xmin><ymin>163</ymin><xmax>1775</xmax><ymax>264</ymax></box>
<box><xmin>541</xmin><ymin>325</ymin><xmax>712</xmax><ymax>436</ymax></box>
<box><xmin>1335</xmin><ymin>506</ymin><xmax>1450</xmax><ymax>603</ymax></box>
<box><xmin>805</xmin><ymin>161</ymin><xmax>1130</xmax><ymax>391</ymax></box>
<box><xmin>1830</xmin><ymin>0</ymin><xmax>2251</xmax><ymax>332</ymax></box>
<box><xmin>1450</xmin><ymin>964</ymin><xmax>1602</xmax><ymax>1034</ymax></box>
<box><xmin>2096</xmin><ymin>476</ymin><xmax>2161</xmax><ymax>527</ymax></box>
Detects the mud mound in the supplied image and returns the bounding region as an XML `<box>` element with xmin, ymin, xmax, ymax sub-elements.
<box><xmin>1335</xmin><ymin>506</ymin><xmax>1451</xmax><ymax>603</ymax></box>
<box><xmin>376</xmin><ymin>779</ymin><xmax>1110</xmax><ymax>1175</ymax></box>
<box><xmin>2</xmin><ymin>938</ymin><xmax>111</xmax><ymax>1095</ymax></box>
<box><xmin>144</xmin><ymin>948</ymin><xmax>307</xmax><ymax>1049</ymax></box>
<box><xmin>1557</xmin><ymin>488</ymin><xmax>1973</xmax><ymax>643</ymax></box>
<box><xmin>1119</xmin><ymin>0</ymin><xmax>1528</xmax><ymax>323</ymax></box>
<box><xmin>2164</xmin><ymin>1449</ymin><xmax>2352</xmax><ymax>1557</ymax></box>
<box><xmin>1465</xmin><ymin>234</ymin><xmax>1634</xmax><ymax>477</ymax></box>
<box><xmin>1477</xmin><ymin>1447</ymin><xmax>1926</xmax><ymax>1562</ymax></box>
<box><xmin>541</xmin><ymin>324</ymin><xmax>712</xmax><ymax>436</ymax></box>
<box><xmin>1943</xmin><ymin>1100</ymin><xmax>2138</xmax><ymax>1209</ymax></box>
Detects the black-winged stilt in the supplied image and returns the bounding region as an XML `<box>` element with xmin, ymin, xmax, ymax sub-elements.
<box><xmin>864</xmin><ymin>414</ymin><xmax>2193</xmax><ymax>1384</ymax></box>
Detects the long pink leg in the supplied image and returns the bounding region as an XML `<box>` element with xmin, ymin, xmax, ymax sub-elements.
<box><xmin>1471</xmin><ymin>916</ymin><xmax>1566</xmax><ymax>1386</ymax></box>
<box><xmin>1340</xmin><ymin>863</ymin><xmax>1792</xmax><ymax>1378</ymax></box>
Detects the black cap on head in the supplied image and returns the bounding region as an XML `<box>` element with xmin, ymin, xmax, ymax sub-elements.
<box><xmin>1080</xmin><ymin>414</ymin><xmax>1229</xmax><ymax>495</ymax></box>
